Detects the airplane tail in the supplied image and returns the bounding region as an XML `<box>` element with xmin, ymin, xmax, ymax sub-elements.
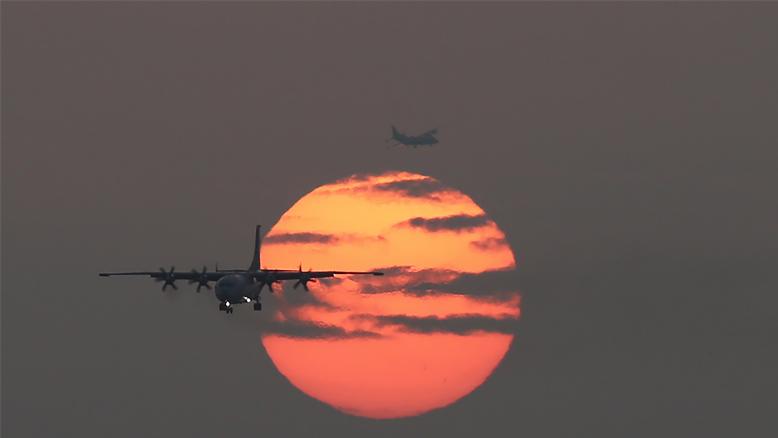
<box><xmin>391</xmin><ymin>125</ymin><xmax>399</xmax><ymax>139</ymax></box>
<box><xmin>248</xmin><ymin>225</ymin><xmax>261</xmax><ymax>272</ymax></box>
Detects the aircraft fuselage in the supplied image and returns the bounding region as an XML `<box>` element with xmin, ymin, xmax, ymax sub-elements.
<box><xmin>214</xmin><ymin>274</ymin><xmax>255</xmax><ymax>306</ymax></box>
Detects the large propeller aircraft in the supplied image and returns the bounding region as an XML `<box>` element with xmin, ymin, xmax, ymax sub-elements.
<box><xmin>387</xmin><ymin>125</ymin><xmax>439</xmax><ymax>148</ymax></box>
<box><xmin>99</xmin><ymin>225</ymin><xmax>383</xmax><ymax>314</ymax></box>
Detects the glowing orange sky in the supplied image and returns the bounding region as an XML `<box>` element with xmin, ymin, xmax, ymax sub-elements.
<box><xmin>261</xmin><ymin>171</ymin><xmax>520</xmax><ymax>419</ymax></box>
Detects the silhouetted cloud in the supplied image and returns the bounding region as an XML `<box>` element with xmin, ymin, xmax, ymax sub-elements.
<box><xmin>317</xmin><ymin>277</ymin><xmax>345</xmax><ymax>287</ymax></box>
<box><xmin>371</xmin><ymin>177</ymin><xmax>451</xmax><ymax>200</ymax></box>
<box><xmin>407</xmin><ymin>269</ymin><xmax>520</xmax><ymax>297</ymax></box>
<box><xmin>396</xmin><ymin>214</ymin><xmax>491</xmax><ymax>232</ymax></box>
<box><xmin>351</xmin><ymin>266</ymin><xmax>520</xmax><ymax>302</ymax></box>
<box><xmin>351</xmin><ymin>313</ymin><xmax>519</xmax><ymax>335</ymax></box>
<box><xmin>276</xmin><ymin>283</ymin><xmax>340</xmax><ymax>310</ymax></box>
<box><xmin>264</xmin><ymin>232</ymin><xmax>385</xmax><ymax>245</ymax></box>
<box><xmin>264</xmin><ymin>232</ymin><xmax>337</xmax><ymax>244</ymax></box>
<box><xmin>328</xmin><ymin>172</ymin><xmax>457</xmax><ymax>201</ymax></box>
<box><xmin>470</xmin><ymin>236</ymin><xmax>510</xmax><ymax>251</ymax></box>
<box><xmin>261</xmin><ymin>319</ymin><xmax>382</xmax><ymax>340</ymax></box>
<box><xmin>354</xmin><ymin>266</ymin><xmax>460</xmax><ymax>294</ymax></box>
<box><xmin>334</xmin><ymin>172</ymin><xmax>374</xmax><ymax>184</ymax></box>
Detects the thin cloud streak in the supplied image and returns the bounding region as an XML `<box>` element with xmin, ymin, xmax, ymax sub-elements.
<box><xmin>261</xmin><ymin>319</ymin><xmax>382</xmax><ymax>340</ymax></box>
<box><xmin>264</xmin><ymin>232</ymin><xmax>385</xmax><ymax>245</ymax></box>
<box><xmin>264</xmin><ymin>232</ymin><xmax>337</xmax><ymax>244</ymax></box>
<box><xmin>371</xmin><ymin>177</ymin><xmax>452</xmax><ymax>200</ymax></box>
<box><xmin>327</xmin><ymin>172</ymin><xmax>456</xmax><ymax>202</ymax></box>
<box><xmin>351</xmin><ymin>313</ymin><xmax>519</xmax><ymax>335</ymax></box>
<box><xmin>470</xmin><ymin>236</ymin><xmax>510</xmax><ymax>252</ymax></box>
<box><xmin>354</xmin><ymin>266</ymin><xmax>521</xmax><ymax>303</ymax></box>
<box><xmin>396</xmin><ymin>214</ymin><xmax>491</xmax><ymax>232</ymax></box>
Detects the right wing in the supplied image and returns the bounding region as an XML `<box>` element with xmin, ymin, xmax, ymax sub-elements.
<box><xmin>269</xmin><ymin>270</ymin><xmax>384</xmax><ymax>281</ymax></box>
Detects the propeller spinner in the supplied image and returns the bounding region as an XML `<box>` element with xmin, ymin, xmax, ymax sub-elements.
<box><xmin>293</xmin><ymin>264</ymin><xmax>316</xmax><ymax>291</ymax></box>
<box><xmin>188</xmin><ymin>265</ymin><xmax>211</xmax><ymax>292</ymax></box>
<box><xmin>155</xmin><ymin>266</ymin><xmax>178</xmax><ymax>291</ymax></box>
<box><xmin>258</xmin><ymin>271</ymin><xmax>279</xmax><ymax>293</ymax></box>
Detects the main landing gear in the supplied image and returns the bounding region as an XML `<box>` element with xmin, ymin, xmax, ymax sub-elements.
<box><xmin>219</xmin><ymin>302</ymin><xmax>234</xmax><ymax>314</ymax></box>
<box><xmin>218</xmin><ymin>301</ymin><xmax>262</xmax><ymax>313</ymax></box>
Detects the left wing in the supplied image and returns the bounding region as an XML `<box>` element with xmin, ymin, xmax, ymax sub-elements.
<box><xmin>422</xmin><ymin>128</ymin><xmax>438</xmax><ymax>136</ymax></box>
<box><xmin>99</xmin><ymin>267</ymin><xmax>228</xmax><ymax>291</ymax></box>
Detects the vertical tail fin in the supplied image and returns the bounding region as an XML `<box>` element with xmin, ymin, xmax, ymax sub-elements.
<box><xmin>249</xmin><ymin>225</ymin><xmax>261</xmax><ymax>272</ymax></box>
<box><xmin>391</xmin><ymin>125</ymin><xmax>399</xmax><ymax>139</ymax></box>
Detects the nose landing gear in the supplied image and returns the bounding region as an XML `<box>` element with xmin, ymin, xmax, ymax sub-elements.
<box><xmin>253</xmin><ymin>302</ymin><xmax>262</xmax><ymax>311</ymax></box>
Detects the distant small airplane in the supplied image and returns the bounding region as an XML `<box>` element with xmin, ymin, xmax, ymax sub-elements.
<box><xmin>99</xmin><ymin>225</ymin><xmax>383</xmax><ymax>314</ymax></box>
<box><xmin>387</xmin><ymin>125</ymin><xmax>439</xmax><ymax>148</ymax></box>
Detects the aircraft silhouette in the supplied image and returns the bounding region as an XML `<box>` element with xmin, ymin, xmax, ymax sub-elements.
<box><xmin>99</xmin><ymin>225</ymin><xmax>383</xmax><ymax>314</ymax></box>
<box><xmin>387</xmin><ymin>125</ymin><xmax>439</xmax><ymax>148</ymax></box>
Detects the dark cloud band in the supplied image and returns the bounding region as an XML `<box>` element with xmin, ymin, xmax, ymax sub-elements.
<box><xmin>264</xmin><ymin>232</ymin><xmax>385</xmax><ymax>245</ymax></box>
<box><xmin>352</xmin><ymin>313</ymin><xmax>519</xmax><ymax>335</ymax></box>
<box><xmin>371</xmin><ymin>177</ymin><xmax>451</xmax><ymax>200</ymax></box>
<box><xmin>353</xmin><ymin>266</ymin><xmax>520</xmax><ymax>302</ymax></box>
<box><xmin>470</xmin><ymin>236</ymin><xmax>510</xmax><ymax>251</ymax></box>
<box><xmin>261</xmin><ymin>319</ymin><xmax>382</xmax><ymax>340</ymax></box>
<box><xmin>264</xmin><ymin>232</ymin><xmax>337</xmax><ymax>244</ymax></box>
<box><xmin>397</xmin><ymin>214</ymin><xmax>491</xmax><ymax>232</ymax></box>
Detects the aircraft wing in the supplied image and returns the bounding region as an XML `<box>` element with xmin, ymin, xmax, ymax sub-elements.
<box><xmin>99</xmin><ymin>270</ymin><xmax>225</xmax><ymax>281</ymax></box>
<box><xmin>99</xmin><ymin>269</ymin><xmax>383</xmax><ymax>282</ymax></box>
<box><xmin>422</xmin><ymin>128</ymin><xmax>438</xmax><ymax>136</ymax></box>
<box><xmin>267</xmin><ymin>270</ymin><xmax>384</xmax><ymax>281</ymax></box>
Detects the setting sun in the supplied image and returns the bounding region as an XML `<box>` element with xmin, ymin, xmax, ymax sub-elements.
<box><xmin>261</xmin><ymin>171</ymin><xmax>520</xmax><ymax>419</ymax></box>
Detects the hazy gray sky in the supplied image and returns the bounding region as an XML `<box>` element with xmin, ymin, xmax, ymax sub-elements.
<box><xmin>3</xmin><ymin>3</ymin><xmax>777</xmax><ymax>437</ymax></box>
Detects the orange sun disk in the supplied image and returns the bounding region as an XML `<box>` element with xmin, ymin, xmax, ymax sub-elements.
<box><xmin>261</xmin><ymin>171</ymin><xmax>519</xmax><ymax>419</ymax></box>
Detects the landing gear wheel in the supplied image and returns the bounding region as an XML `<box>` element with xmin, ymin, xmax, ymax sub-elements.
<box><xmin>218</xmin><ymin>303</ymin><xmax>227</xmax><ymax>311</ymax></box>
<box><xmin>253</xmin><ymin>302</ymin><xmax>262</xmax><ymax>311</ymax></box>
<box><xmin>226</xmin><ymin>307</ymin><xmax>234</xmax><ymax>314</ymax></box>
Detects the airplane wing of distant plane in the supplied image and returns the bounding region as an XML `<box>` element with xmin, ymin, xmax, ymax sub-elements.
<box><xmin>422</xmin><ymin>128</ymin><xmax>438</xmax><ymax>136</ymax></box>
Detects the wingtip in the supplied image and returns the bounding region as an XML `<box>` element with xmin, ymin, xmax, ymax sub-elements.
<box><xmin>99</xmin><ymin>273</ymin><xmax>109</xmax><ymax>277</ymax></box>
<box><xmin>372</xmin><ymin>272</ymin><xmax>384</xmax><ymax>276</ymax></box>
